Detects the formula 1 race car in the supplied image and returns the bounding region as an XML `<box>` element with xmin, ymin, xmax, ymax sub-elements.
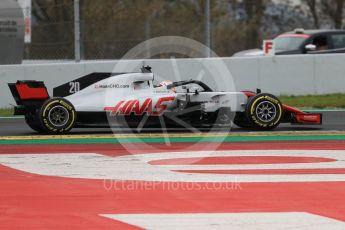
<box><xmin>8</xmin><ymin>66</ymin><xmax>322</xmax><ymax>134</ymax></box>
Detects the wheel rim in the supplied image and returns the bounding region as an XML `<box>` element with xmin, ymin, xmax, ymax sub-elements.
<box><xmin>48</xmin><ymin>106</ymin><xmax>69</xmax><ymax>127</ymax></box>
<box><xmin>255</xmin><ymin>101</ymin><xmax>277</xmax><ymax>123</ymax></box>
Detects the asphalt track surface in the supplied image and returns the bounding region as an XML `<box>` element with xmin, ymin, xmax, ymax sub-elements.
<box><xmin>0</xmin><ymin>110</ymin><xmax>344</xmax><ymax>136</ymax></box>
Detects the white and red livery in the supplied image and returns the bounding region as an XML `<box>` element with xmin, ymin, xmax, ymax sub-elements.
<box><xmin>8</xmin><ymin>66</ymin><xmax>322</xmax><ymax>134</ymax></box>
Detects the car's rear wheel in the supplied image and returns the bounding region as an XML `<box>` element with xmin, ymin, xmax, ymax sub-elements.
<box><xmin>39</xmin><ymin>98</ymin><xmax>76</xmax><ymax>134</ymax></box>
<box><xmin>245</xmin><ymin>93</ymin><xmax>283</xmax><ymax>130</ymax></box>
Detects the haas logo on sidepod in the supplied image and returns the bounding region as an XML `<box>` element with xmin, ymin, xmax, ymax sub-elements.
<box><xmin>104</xmin><ymin>96</ymin><xmax>175</xmax><ymax>116</ymax></box>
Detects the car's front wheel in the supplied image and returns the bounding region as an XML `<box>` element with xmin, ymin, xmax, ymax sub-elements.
<box><xmin>39</xmin><ymin>98</ymin><xmax>76</xmax><ymax>134</ymax></box>
<box><xmin>245</xmin><ymin>93</ymin><xmax>283</xmax><ymax>130</ymax></box>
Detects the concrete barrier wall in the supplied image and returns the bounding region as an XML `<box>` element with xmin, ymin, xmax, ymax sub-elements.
<box><xmin>1</xmin><ymin>54</ymin><xmax>345</xmax><ymax>108</ymax></box>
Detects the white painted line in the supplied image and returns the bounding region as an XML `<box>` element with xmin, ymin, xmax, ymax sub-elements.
<box><xmin>1</xmin><ymin>150</ymin><xmax>345</xmax><ymax>182</ymax></box>
<box><xmin>0</xmin><ymin>116</ymin><xmax>23</xmax><ymax>119</ymax></box>
<box><xmin>101</xmin><ymin>212</ymin><xmax>345</xmax><ymax>230</ymax></box>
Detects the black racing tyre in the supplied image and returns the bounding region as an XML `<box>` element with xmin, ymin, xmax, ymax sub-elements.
<box><xmin>25</xmin><ymin>112</ymin><xmax>44</xmax><ymax>132</ymax></box>
<box><xmin>39</xmin><ymin>98</ymin><xmax>76</xmax><ymax>134</ymax></box>
<box><xmin>245</xmin><ymin>93</ymin><xmax>283</xmax><ymax>130</ymax></box>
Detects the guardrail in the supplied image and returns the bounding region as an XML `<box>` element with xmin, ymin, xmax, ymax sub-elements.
<box><xmin>0</xmin><ymin>54</ymin><xmax>344</xmax><ymax>108</ymax></box>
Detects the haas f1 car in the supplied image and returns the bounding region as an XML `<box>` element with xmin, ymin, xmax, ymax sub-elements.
<box><xmin>8</xmin><ymin>66</ymin><xmax>322</xmax><ymax>134</ymax></box>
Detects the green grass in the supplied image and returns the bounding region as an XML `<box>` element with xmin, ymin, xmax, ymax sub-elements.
<box><xmin>0</xmin><ymin>108</ymin><xmax>13</xmax><ymax>117</ymax></box>
<box><xmin>279</xmin><ymin>94</ymin><xmax>345</xmax><ymax>108</ymax></box>
<box><xmin>0</xmin><ymin>94</ymin><xmax>344</xmax><ymax>117</ymax></box>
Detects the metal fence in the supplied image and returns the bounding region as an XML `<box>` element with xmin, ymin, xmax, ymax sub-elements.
<box><xmin>18</xmin><ymin>0</ymin><xmax>203</xmax><ymax>60</ymax></box>
<box><xmin>24</xmin><ymin>1</ymin><xmax>206</xmax><ymax>60</ymax></box>
<box><xmin>16</xmin><ymin>0</ymin><xmax>313</xmax><ymax>61</ymax></box>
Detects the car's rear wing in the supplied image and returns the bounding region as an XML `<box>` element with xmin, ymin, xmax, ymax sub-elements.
<box><xmin>8</xmin><ymin>81</ymin><xmax>49</xmax><ymax>115</ymax></box>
